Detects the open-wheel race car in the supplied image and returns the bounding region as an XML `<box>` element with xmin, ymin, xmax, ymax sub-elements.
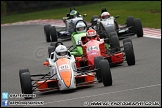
<box><xmin>74</xmin><ymin>29</ymin><xmax>135</xmax><ymax>81</ymax></box>
<box><xmin>91</xmin><ymin>12</ymin><xmax>143</xmax><ymax>39</ymax></box>
<box><xmin>19</xmin><ymin>44</ymin><xmax>112</xmax><ymax>99</ymax></box>
<box><xmin>67</xmin><ymin>20</ymin><xmax>88</xmax><ymax>57</ymax></box>
<box><xmin>43</xmin><ymin>10</ymin><xmax>87</xmax><ymax>42</ymax></box>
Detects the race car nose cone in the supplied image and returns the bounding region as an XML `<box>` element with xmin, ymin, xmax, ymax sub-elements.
<box><xmin>64</xmin><ymin>78</ymin><xmax>71</xmax><ymax>87</ymax></box>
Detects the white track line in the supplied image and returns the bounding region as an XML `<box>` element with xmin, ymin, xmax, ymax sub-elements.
<box><xmin>24</xmin><ymin>83</ymin><xmax>161</xmax><ymax>107</ymax></box>
<box><xmin>44</xmin><ymin>84</ymin><xmax>161</xmax><ymax>104</ymax></box>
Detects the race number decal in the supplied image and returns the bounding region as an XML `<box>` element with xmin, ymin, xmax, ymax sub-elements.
<box><xmin>59</xmin><ymin>64</ymin><xmax>70</xmax><ymax>72</ymax></box>
<box><xmin>104</xmin><ymin>20</ymin><xmax>114</xmax><ymax>25</ymax></box>
<box><xmin>87</xmin><ymin>46</ymin><xmax>99</xmax><ymax>52</ymax></box>
<box><xmin>77</xmin><ymin>38</ymin><xmax>81</xmax><ymax>45</ymax></box>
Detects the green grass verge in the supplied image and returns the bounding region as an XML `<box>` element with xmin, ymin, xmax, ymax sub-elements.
<box><xmin>1</xmin><ymin>1</ymin><xmax>161</xmax><ymax>28</ymax></box>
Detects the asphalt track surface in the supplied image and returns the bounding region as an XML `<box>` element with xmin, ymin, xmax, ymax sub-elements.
<box><xmin>1</xmin><ymin>25</ymin><xmax>161</xmax><ymax>107</ymax></box>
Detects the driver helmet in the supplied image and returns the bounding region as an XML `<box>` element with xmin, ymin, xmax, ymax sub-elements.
<box><xmin>86</xmin><ymin>29</ymin><xmax>97</xmax><ymax>39</ymax></box>
<box><xmin>55</xmin><ymin>45</ymin><xmax>68</xmax><ymax>58</ymax></box>
<box><xmin>70</xmin><ymin>10</ymin><xmax>78</xmax><ymax>18</ymax></box>
<box><xmin>76</xmin><ymin>21</ymin><xmax>87</xmax><ymax>33</ymax></box>
<box><xmin>101</xmin><ymin>12</ymin><xmax>110</xmax><ymax>19</ymax></box>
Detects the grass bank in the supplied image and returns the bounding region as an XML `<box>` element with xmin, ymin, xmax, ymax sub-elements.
<box><xmin>1</xmin><ymin>1</ymin><xmax>161</xmax><ymax>28</ymax></box>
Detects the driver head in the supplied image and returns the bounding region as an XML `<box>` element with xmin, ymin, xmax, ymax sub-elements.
<box><xmin>76</xmin><ymin>21</ymin><xmax>87</xmax><ymax>33</ymax></box>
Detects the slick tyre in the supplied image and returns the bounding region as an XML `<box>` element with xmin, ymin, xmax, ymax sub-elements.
<box><xmin>124</xmin><ymin>42</ymin><xmax>135</xmax><ymax>66</ymax></box>
<box><xmin>19</xmin><ymin>68</ymin><xmax>30</xmax><ymax>94</ymax></box>
<box><xmin>44</xmin><ymin>24</ymin><xmax>51</xmax><ymax>42</ymax></box>
<box><xmin>21</xmin><ymin>72</ymin><xmax>33</xmax><ymax>99</ymax></box>
<box><xmin>94</xmin><ymin>56</ymin><xmax>104</xmax><ymax>82</ymax></box>
<box><xmin>123</xmin><ymin>38</ymin><xmax>134</xmax><ymax>50</ymax></box>
<box><xmin>110</xmin><ymin>35</ymin><xmax>121</xmax><ymax>52</ymax></box>
<box><xmin>49</xmin><ymin>26</ymin><xmax>58</xmax><ymax>42</ymax></box>
<box><xmin>126</xmin><ymin>16</ymin><xmax>135</xmax><ymax>33</ymax></box>
<box><xmin>108</xmin><ymin>32</ymin><xmax>118</xmax><ymax>42</ymax></box>
<box><xmin>134</xmin><ymin>18</ymin><xmax>143</xmax><ymax>37</ymax></box>
<box><xmin>100</xmin><ymin>60</ymin><xmax>112</xmax><ymax>86</ymax></box>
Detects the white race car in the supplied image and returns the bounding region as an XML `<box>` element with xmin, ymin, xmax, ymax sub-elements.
<box><xmin>44</xmin><ymin>12</ymin><xmax>87</xmax><ymax>42</ymax></box>
<box><xmin>19</xmin><ymin>44</ymin><xmax>112</xmax><ymax>99</ymax></box>
<box><xmin>91</xmin><ymin>13</ymin><xmax>143</xmax><ymax>39</ymax></box>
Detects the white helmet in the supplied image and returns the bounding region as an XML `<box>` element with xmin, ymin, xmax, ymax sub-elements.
<box><xmin>101</xmin><ymin>12</ymin><xmax>110</xmax><ymax>19</ymax></box>
<box><xmin>76</xmin><ymin>21</ymin><xmax>86</xmax><ymax>33</ymax></box>
<box><xmin>55</xmin><ymin>45</ymin><xmax>68</xmax><ymax>58</ymax></box>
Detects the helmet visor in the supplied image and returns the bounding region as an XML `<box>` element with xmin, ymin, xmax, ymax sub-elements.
<box><xmin>88</xmin><ymin>35</ymin><xmax>97</xmax><ymax>39</ymax></box>
<box><xmin>102</xmin><ymin>15</ymin><xmax>109</xmax><ymax>19</ymax></box>
<box><xmin>77</xmin><ymin>27</ymin><xmax>85</xmax><ymax>31</ymax></box>
<box><xmin>57</xmin><ymin>51</ymin><xmax>67</xmax><ymax>56</ymax></box>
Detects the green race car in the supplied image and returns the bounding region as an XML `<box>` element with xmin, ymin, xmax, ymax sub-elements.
<box><xmin>68</xmin><ymin>20</ymin><xmax>120</xmax><ymax>57</ymax></box>
<box><xmin>70</xmin><ymin>32</ymin><xmax>86</xmax><ymax>56</ymax></box>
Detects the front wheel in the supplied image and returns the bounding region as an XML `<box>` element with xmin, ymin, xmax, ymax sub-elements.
<box><xmin>94</xmin><ymin>56</ymin><xmax>104</xmax><ymax>82</ymax></box>
<box><xmin>124</xmin><ymin>42</ymin><xmax>135</xmax><ymax>66</ymax></box>
<box><xmin>100</xmin><ymin>60</ymin><xmax>112</xmax><ymax>86</ymax></box>
<box><xmin>19</xmin><ymin>68</ymin><xmax>30</xmax><ymax>94</ymax></box>
<box><xmin>21</xmin><ymin>72</ymin><xmax>33</xmax><ymax>99</ymax></box>
<box><xmin>123</xmin><ymin>38</ymin><xmax>133</xmax><ymax>50</ymax></box>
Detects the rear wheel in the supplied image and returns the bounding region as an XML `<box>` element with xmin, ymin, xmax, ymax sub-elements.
<box><xmin>108</xmin><ymin>32</ymin><xmax>117</xmax><ymax>42</ymax></box>
<box><xmin>126</xmin><ymin>16</ymin><xmax>135</xmax><ymax>33</ymax></box>
<box><xmin>110</xmin><ymin>35</ymin><xmax>120</xmax><ymax>52</ymax></box>
<box><xmin>94</xmin><ymin>56</ymin><xmax>104</xmax><ymax>82</ymax></box>
<box><xmin>44</xmin><ymin>24</ymin><xmax>51</xmax><ymax>42</ymax></box>
<box><xmin>49</xmin><ymin>26</ymin><xmax>58</xmax><ymax>42</ymax></box>
<box><xmin>124</xmin><ymin>42</ymin><xmax>135</xmax><ymax>66</ymax></box>
<box><xmin>21</xmin><ymin>72</ymin><xmax>33</xmax><ymax>99</ymax></box>
<box><xmin>100</xmin><ymin>60</ymin><xmax>112</xmax><ymax>86</ymax></box>
<box><xmin>134</xmin><ymin>18</ymin><xmax>143</xmax><ymax>37</ymax></box>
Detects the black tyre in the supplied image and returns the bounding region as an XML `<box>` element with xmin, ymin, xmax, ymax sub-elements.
<box><xmin>100</xmin><ymin>60</ymin><xmax>112</xmax><ymax>86</ymax></box>
<box><xmin>21</xmin><ymin>73</ymin><xmax>33</xmax><ymax>99</ymax></box>
<box><xmin>44</xmin><ymin>24</ymin><xmax>51</xmax><ymax>42</ymax></box>
<box><xmin>110</xmin><ymin>35</ymin><xmax>121</xmax><ymax>52</ymax></box>
<box><xmin>94</xmin><ymin>56</ymin><xmax>104</xmax><ymax>82</ymax></box>
<box><xmin>108</xmin><ymin>32</ymin><xmax>118</xmax><ymax>42</ymax></box>
<box><xmin>91</xmin><ymin>15</ymin><xmax>99</xmax><ymax>26</ymax></box>
<box><xmin>19</xmin><ymin>68</ymin><xmax>29</xmax><ymax>93</ymax></box>
<box><xmin>123</xmin><ymin>38</ymin><xmax>133</xmax><ymax>50</ymax></box>
<box><xmin>49</xmin><ymin>26</ymin><xmax>58</xmax><ymax>42</ymax></box>
<box><xmin>48</xmin><ymin>46</ymin><xmax>55</xmax><ymax>57</ymax></box>
<box><xmin>126</xmin><ymin>16</ymin><xmax>135</xmax><ymax>33</ymax></box>
<box><xmin>124</xmin><ymin>42</ymin><xmax>135</xmax><ymax>66</ymax></box>
<box><xmin>134</xmin><ymin>18</ymin><xmax>143</xmax><ymax>37</ymax></box>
